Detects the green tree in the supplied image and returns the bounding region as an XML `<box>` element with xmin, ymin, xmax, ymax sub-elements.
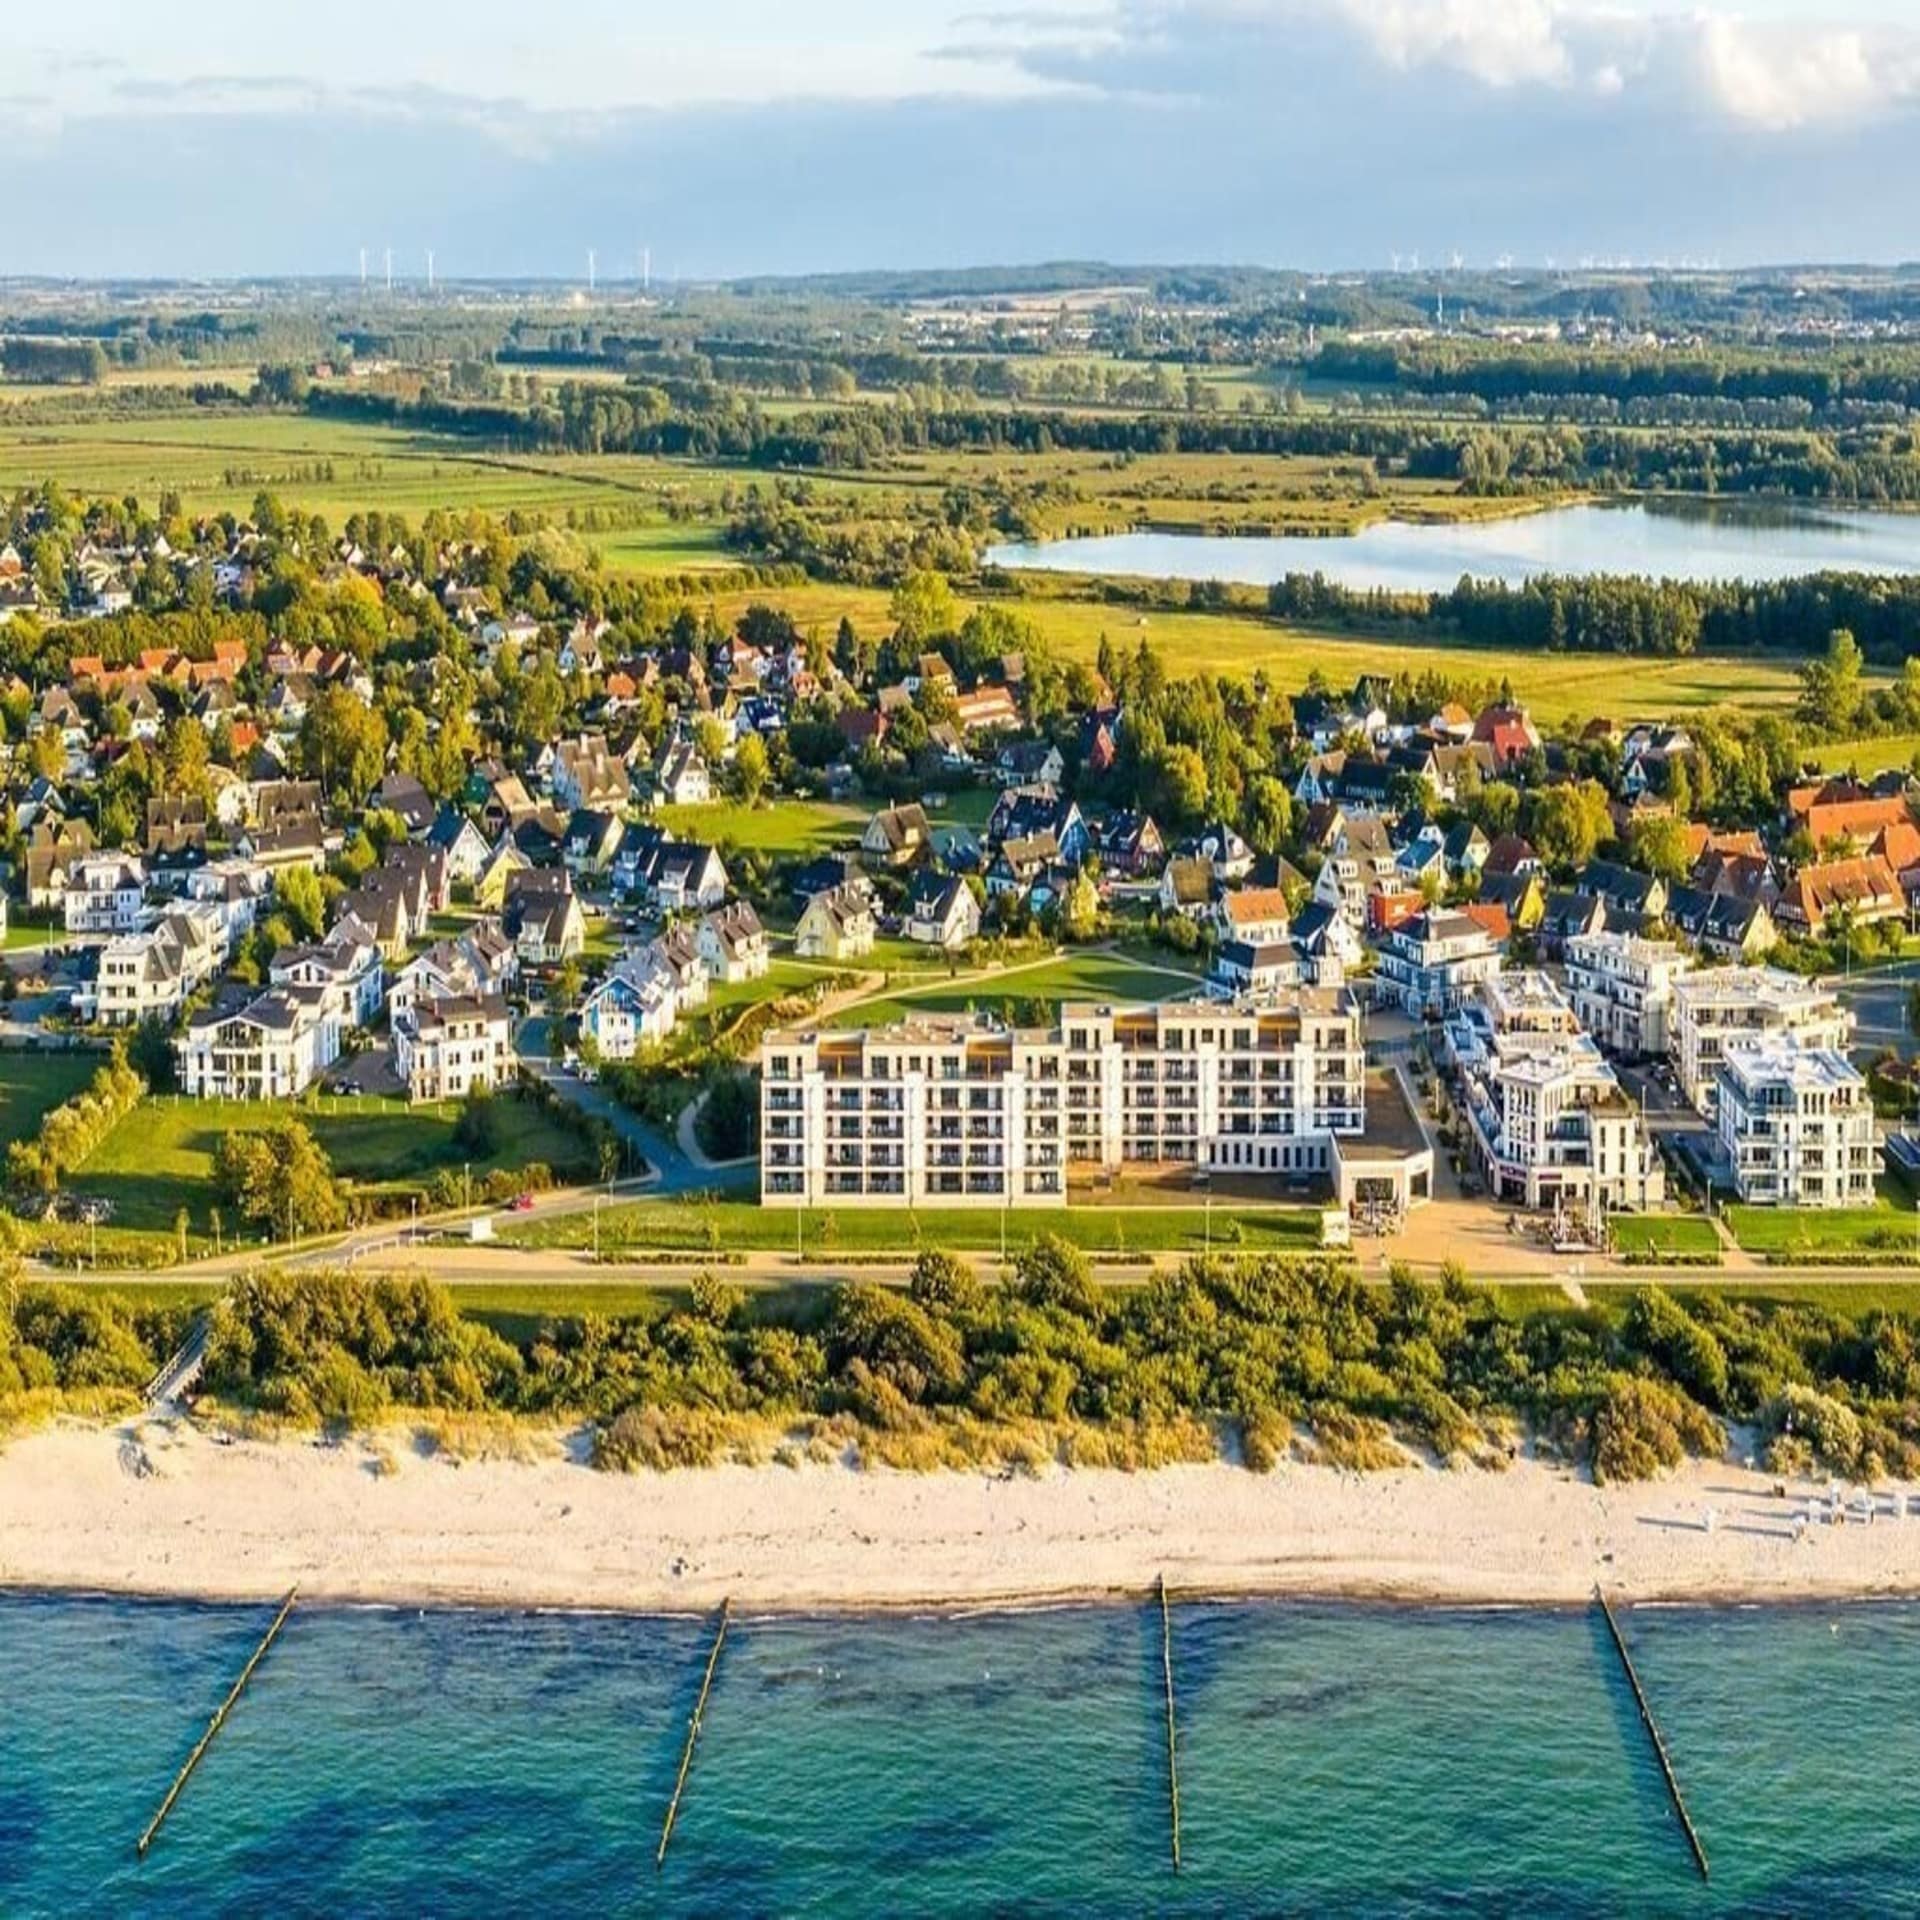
<box><xmin>1798</xmin><ymin>628</ymin><xmax>1865</xmax><ymax>737</ymax></box>
<box><xmin>889</xmin><ymin>570</ymin><xmax>959</xmax><ymax>649</ymax></box>
<box><xmin>214</xmin><ymin>1120</ymin><xmax>345</xmax><ymax>1239</ymax></box>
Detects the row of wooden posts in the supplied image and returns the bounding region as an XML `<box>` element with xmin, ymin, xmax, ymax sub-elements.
<box><xmin>134</xmin><ymin>1580</ymin><xmax>1709</xmax><ymax>1886</ymax></box>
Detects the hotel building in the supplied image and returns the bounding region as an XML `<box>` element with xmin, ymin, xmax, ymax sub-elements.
<box><xmin>759</xmin><ymin>994</ymin><xmax>1431</xmax><ymax>1211</ymax></box>
<box><xmin>1669</xmin><ymin>968</ymin><xmax>1854</xmax><ymax>1116</ymax></box>
<box><xmin>1564</xmin><ymin>931</ymin><xmax>1693</xmax><ymax>1060</ymax></box>
<box><xmin>1716</xmin><ymin>1042</ymin><xmax>1876</xmax><ymax>1208</ymax></box>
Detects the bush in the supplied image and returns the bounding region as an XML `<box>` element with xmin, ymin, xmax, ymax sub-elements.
<box><xmin>1591</xmin><ymin>1375</ymin><xmax>1724</xmax><ymax>1484</ymax></box>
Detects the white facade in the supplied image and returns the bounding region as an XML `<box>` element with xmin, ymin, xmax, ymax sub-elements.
<box><xmin>1670</xmin><ymin>968</ymin><xmax>1854</xmax><ymax>1117</ymax></box>
<box><xmin>761</xmin><ymin>994</ymin><xmax>1367</xmax><ymax>1207</ymax></box>
<box><xmin>90</xmin><ymin>905</ymin><xmax>227</xmax><ymax>1026</ymax></box>
<box><xmin>64</xmin><ymin>855</ymin><xmax>148</xmax><ymax>934</ymax></box>
<box><xmin>1565</xmin><ymin>931</ymin><xmax>1693</xmax><ymax>1060</ymax></box>
<box><xmin>395</xmin><ymin>993</ymin><xmax>513</xmax><ymax>1103</ymax></box>
<box><xmin>1376</xmin><ymin>912</ymin><xmax>1502</xmax><ymax>1019</ymax></box>
<box><xmin>176</xmin><ymin>987</ymin><xmax>340</xmax><ymax>1100</ymax></box>
<box><xmin>1716</xmin><ymin>1043</ymin><xmax>1876</xmax><ymax>1208</ymax></box>
<box><xmin>1450</xmin><ymin>972</ymin><xmax>1666</xmax><ymax>1213</ymax></box>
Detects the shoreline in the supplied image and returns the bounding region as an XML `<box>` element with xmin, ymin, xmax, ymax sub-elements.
<box><xmin>8</xmin><ymin>1415</ymin><xmax>1920</xmax><ymax>1618</ymax></box>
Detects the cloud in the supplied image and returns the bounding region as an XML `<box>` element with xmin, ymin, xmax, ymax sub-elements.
<box><xmin>988</xmin><ymin>0</ymin><xmax>1920</xmax><ymax>129</ymax></box>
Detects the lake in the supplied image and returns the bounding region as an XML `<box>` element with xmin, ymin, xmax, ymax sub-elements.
<box><xmin>986</xmin><ymin>500</ymin><xmax>1920</xmax><ymax>593</ymax></box>
<box><xmin>8</xmin><ymin>1589</ymin><xmax>1920</xmax><ymax>1915</ymax></box>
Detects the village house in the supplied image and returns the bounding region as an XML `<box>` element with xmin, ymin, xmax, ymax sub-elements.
<box><xmin>394</xmin><ymin>994</ymin><xmax>514</xmax><ymax>1103</ymax></box>
<box><xmin>795</xmin><ymin>882</ymin><xmax>878</xmax><ymax>960</ymax></box>
<box><xmin>862</xmin><ymin>803</ymin><xmax>933</xmax><ymax>869</ymax></box>
<box><xmin>64</xmin><ymin>854</ymin><xmax>148</xmax><ymax>935</ymax></box>
<box><xmin>176</xmin><ymin>986</ymin><xmax>341</xmax><ymax>1101</ymax></box>
<box><xmin>697</xmin><ymin>901</ymin><xmax>770</xmax><ymax>983</ymax></box>
<box><xmin>902</xmin><ymin>871</ymin><xmax>981</xmax><ymax>951</ymax></box>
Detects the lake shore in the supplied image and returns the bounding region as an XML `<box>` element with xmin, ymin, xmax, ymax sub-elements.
<box><xmin>6</xmin><ymin>1415</ymin><xmax>1920</xmax><ymax>1615</ymax></box>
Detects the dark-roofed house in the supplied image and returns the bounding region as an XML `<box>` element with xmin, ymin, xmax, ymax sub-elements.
<box><xmin>1375</xmin><ymin>910</ymin><xmax>1503</xmax><ymax>1018</ymax></box>
<box><xmin>1579</xmin><ymin>860</ymin><xmax>1668</xmax><ymax>921</ymax></box>
<box><xmin>903</xmin><ymin>871</ymin><xmax>981</xmax><ymax>950</ymax></box>
<box><xmin>1666</xmin><ymin>885</ymin><xmax>1778</xmax><ymax>961</ymax></box>
<box><xmin>862</xmin><ymin>803</ymin><xmax>932</xmax><ymax>868</ymax></box>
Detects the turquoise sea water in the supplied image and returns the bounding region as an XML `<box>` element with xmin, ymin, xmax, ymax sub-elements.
<box><xmin>4</xmin><ymin>1592</ymin><xmax>1920</xmax><ymax>1916</ymax></box>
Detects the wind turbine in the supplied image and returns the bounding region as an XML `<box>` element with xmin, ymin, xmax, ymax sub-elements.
<box><xmin>588</xmin><ymin>249</ymin><xmax>597</xmax><ymax>295</ymax></box>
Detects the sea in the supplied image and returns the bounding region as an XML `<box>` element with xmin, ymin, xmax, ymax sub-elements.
<box><xmin>4</xmin><ymin>1590</ymin><xmax>1918</xmax><ymax>1917</ymax></box>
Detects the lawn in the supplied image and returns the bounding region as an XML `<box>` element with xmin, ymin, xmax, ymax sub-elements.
<box><xmin>656</xmin><ymin>796</ymin><xmax>866</xmax><ymax>859</ymax></box>
<box><xmin>71</xmin><ymin>1090</ymin><xmax>592</xmax><ymax>1235</ymax></box>
<box><xmin>1810</xmin><ymin>732</ymin><xmax>1920</xmax><ymax>779</ymax></box>
<box><xmin>0</xmin><ymin>1048</ymin><xmax>107</xmax><ymax>1142</ymax></box>
<box><xmin>1725</xmin><ymin>1197</ymin><xmax>1920</xmax><ymax>1259</ymax></box>
<box><xmin>496</xmin><ymin>1196</ymin><xmax>1323</xmax><ymax>1258</ymax></box>
<box><xmin>1610</xmin><ymin>1214</ymin><xmax>1722</xmax><ymax>1262</ymax></box>
<box><xmin>827</xmin><ymin>949</ymin><xmax>1205</xmax><ymax>1029</ymax></box>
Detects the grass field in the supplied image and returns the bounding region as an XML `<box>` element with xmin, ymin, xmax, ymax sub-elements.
<box><xmin>496</xmin><ymin>1195</ymin><xmax>1323</xmax><ymax>1257</ymax></box>
<box><xmin>656</xmin><ymin>796</ymin><xmax>866</xmax><ymax>858</ymax></box>
<box><xmin>1810</xmin><ymin>733</ymin><xmax>1920</xmax><ymax>778</ymax></box>
<box><xmin>699</xmin><ymin>578</ymin><xmax>1824</xmax><ymax>724</ymax></box>
<box><xmin>0</xmin><ymin>412</ymin><xmax>734</xmax><ymax>573</ymax></box>
<box><xmin>1611</xmin><ymin>1214</ymin><xmax>1722</xmax><ymax>1261</ymax></box>
<box><xmin>826</xmin><ymin>949</ymin><xmax>1203</xmax><ymax>1029</ymax></box>
<box><xmin>71</xmin><ymin>1091</ymin><xmax>589</xmax><ymax>1234</ymax></box>
<box><xmin>0</xmin><ymin>1049</ymin><xmax>106</xmax><ymax>1143</ymax></box>
<box><xmin>1725</xmin><ymin>1196</ymin><xmax>1920</xmax><ymax>1258</ymax></box>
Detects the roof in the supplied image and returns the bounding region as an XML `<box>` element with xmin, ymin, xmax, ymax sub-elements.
<box><xmin>1220</xmin><ymin>886</ymin><xmax>1292</xmax><ymax>931</ymax></box>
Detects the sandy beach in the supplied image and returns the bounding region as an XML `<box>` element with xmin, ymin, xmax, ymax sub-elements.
<box><xmin>6</xmin><ymin>1416</ymin><xmax>1920</xmax><ymax>1613</ymax></box>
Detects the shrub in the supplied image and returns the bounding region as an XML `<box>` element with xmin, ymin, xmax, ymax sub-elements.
<box><xmin>1591</xmin><ymin>1374</ymin><xmax>1724</xmax><ymax>1484</ymax></box>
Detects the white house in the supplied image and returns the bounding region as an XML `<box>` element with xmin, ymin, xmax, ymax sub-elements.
<box><xmin>697</xmin><ymin>902</ymin><xmax>770</xmax><ymax>983</ymax></box>
<box><xmin>176</xmin><ymin>986</ymin><xmax>340</xmax><ymax>1101</ymax></box>
<box><xmin>902</xmin><ymin>872</ymin><xmax>981</xmax><ymax>951</ymax></box>
<box><xmin>64</xmin><ymin>855</ymin><xmax>149</xmax><ymax>935</ymax></box>
<box><xmin>394</xmin><ymin>993</ymin><xmax>514</xmax><ymax>1103</ymax></box>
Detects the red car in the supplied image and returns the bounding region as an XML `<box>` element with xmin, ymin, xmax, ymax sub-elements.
<box><xmin>507</xmin><ymin>1192</ymin><xmax>537</xmax><ymax>1213</ymax></box>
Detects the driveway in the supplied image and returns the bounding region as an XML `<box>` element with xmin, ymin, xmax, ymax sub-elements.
<box><xmin>533</xmin><ymin>1063</ymin><xmax>754</xmax><ymax>1196</ymax></box>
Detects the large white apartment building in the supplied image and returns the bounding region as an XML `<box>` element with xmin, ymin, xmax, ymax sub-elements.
<box><xmin>395</xmin><ymin>992</ymin><xmax>513</xmax><ymax>1104</ymax></box>
<box><xmin>1449</xmin><ymin>971</ymin><xmax>1666</xmax><ymax>1213</ymax></box>
<box><xmin>759</xmin><ymin>994</ymin><xmax>1431</xmax><ymax>1209</ymax></box>
<box><xmin>1716</xmin><ymin>1042</ymin><xmax>1876</xmax><ymax>1208</ymax></box>
<box><xmin>1565</xmin><ymin>931</ymin><xmax>1693</xmax><ymax>1059</ymax></box>
<box><xmin>1670</xmin><ymin>968</ymin><xmax>1854</xmax><ymax>1116</ymax></box>
<box><xmin>176</xmin><ymin>985</ymin><xmax>340</xmax><ymax>1100</ymax></box>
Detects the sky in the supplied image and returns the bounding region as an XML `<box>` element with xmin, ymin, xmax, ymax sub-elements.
<box><xmin>9</xmin><ymin>0</ymin><xmax>1919</xmax><ymax>279</ymax></box>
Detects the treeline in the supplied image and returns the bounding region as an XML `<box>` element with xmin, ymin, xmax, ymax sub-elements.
<box><xmin>1267</xmin><ymin>569</ymin><xmax>1920</xmax><ymax>662</ymax></box>
<box><xmin>5</xmin><ymin>1051</ymin><xmax>145</xmax><ymax>1196</ymax></box>
<box><xmin>2</xmin><ymin>338</ymin><xmax>108</xmax><ymax>385</ymax></box>
<box><xmin>302</xmin><ymin>385</ymin><xmax>1920</xmax><ymax>506</ymax></box>
<box><xmin>1315</xmin><ymin>339</ymin><xmax>1920</xmax><ymax>414</ymax></box>
<box><xmin>191</xmin><ymin>1252</ymin><xmax>1920</xmax><ymax>1485</ymax></box>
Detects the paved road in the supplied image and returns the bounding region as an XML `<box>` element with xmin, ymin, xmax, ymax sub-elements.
<box><xmin>529</xmin><ymin>1063</ymin><xmax>755</xmax><ymax>1195</ymax></box>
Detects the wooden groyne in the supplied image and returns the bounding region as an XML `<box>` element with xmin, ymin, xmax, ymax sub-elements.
<box><xmin>1595</xmin><ymin>1588</ymin><xmax>1709</xmax><ymax>1882</ymax></box>
<box><xmin>137</xmin><ymin>1586</ymin><xmax>299</xmax><ymax>1858</ymax></box>
<box><xmin>1158</xmin><ymin>1574</ymin><xmax>1182</xmax><ymax>1872</ymax></box>
<box><xmin>657</xmin><ymin>1598</ymin><xmax>732</xmax><ymax>1868</ymax></box>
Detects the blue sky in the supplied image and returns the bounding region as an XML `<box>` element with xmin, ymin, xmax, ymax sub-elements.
<box><xmin>11</xmin><ymin>2</ymin><xmax>1919</xmax><ymax>277</ymax></box>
